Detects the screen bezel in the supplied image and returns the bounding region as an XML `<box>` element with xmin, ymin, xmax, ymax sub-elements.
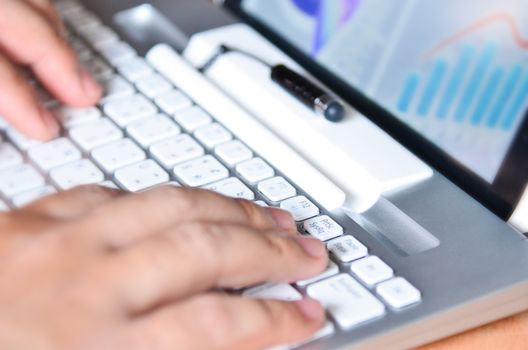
<box><xmin>224</xmin><ymin>0</ymin><xmax>528</xmax><ymax>219</ymax></box>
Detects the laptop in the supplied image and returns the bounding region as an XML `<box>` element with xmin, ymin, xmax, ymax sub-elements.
<box><xmin>0</xmin><ymin>0</ymin><xmax>526</xmax><ymax>349</ymax></box>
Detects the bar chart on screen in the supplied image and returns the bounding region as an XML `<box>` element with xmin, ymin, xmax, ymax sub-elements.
<box><xmin>397</xmin><ymin>14</ymin><xmax>528</xmax><ymax>131</ymax></box>
<box><xmin>393</xmin><ymin>12</ymin><xmax>528</xmax><ymax>180</ymax></box>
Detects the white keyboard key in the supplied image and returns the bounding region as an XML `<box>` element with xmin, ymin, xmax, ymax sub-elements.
<box><xmin>307</xmin><ymin>274</ymin><xmax>385</xmax><ymax>329</ymax></box>
<box><xmin>0</xmin><ymin>199</ymin><xmax>9</xmax><ymax>211</ymax></box>
<box><xmin>267</xmin><ymin>321</ymin><xmax>336</xmax><ymax>350</ymax></box>
<box><xmin>155</xmin><ymin>90</ymin><xmax>193</xmax><ymax>115</ymax></box>
<box><xmin>174</xmin><ymin>106</ymin><xmax>212</xmax><ymax>131</ymax></box>
<box><xmin>115</xmin><ymin>160</ymin><xmax>169</xmax><ymax>192</ymax></box>
<box><xmin>7</xmin><ymin>128</ymin><xmax>41</xmax><ymax>151</ymax></box>
<box><xmin>70</xmin><ymin>118</ymin><xmax>123</xmax><ymax>151</ymax></box>
<box><xmin>236</xmin><ymin>158</ymin><xmax>274</xmax><ymax>184</ymax></box>
<box><xmin>174</xmin><ymin>155</ymin><xmax>228</xmax><ymax>187</ymax></box>
<box><xmin>97</xmin><ymin>41</ymin><xmax>136</xmax><ymax>65</ymax></box>
<box><xmin>50</xmin><ymin>159</ymin><xmax>105</xmax><ymax>190</ymax></box>
<box><xmin>53</xmin><ymin>106</ymin><xmax>102</xmax><ymax>128</ymax></box>
<box><xmin>64</xmin><ymin>9</ymin><xmax>100</xmax><ymax>30</ymax></box>
<box><xmin>214</xmin><ymin>140</ymin><xmax>253</xmax><ymax>166</ymax></box>
<box><xmin>150</xmin><ymin>134</ymin><xmax>204</xmax><ymax>168</ymax></box>
<box><xmin>100</xmin><ymin>75</ymin><xmax>135</xmax><ymax>104</ymax></box>
<box><xmin>91</xmin><ymin>139</ymin><xmax>146</xmax><ymax>173</ymax></box>
<box><xmin>12</xmin><ymin>186</ymin><xmax>57</xmax><ymax>208</ymax></box>
<box><xmin>0</xmin><ymin>143</ymin><xmax>23</xmax><ymax>170</ymax></box>
<box><xmin>303</xmin><ymin>215</ymin><xmax>343</xmax><ymax>242</ymax></box>
<box><xmin>296</xmin><ymin>261</ymin><xmax>339</xmax><ymax>287</ymax></box>
<box><xmin>280</xmin><ymin>196</ymin><xmax>320</xmax><ymax>222</ymax></box>
<box><xmin>28</xmin><ymin>138</ymin><xmax>82</xmax><ymax>171</ymax></box>
<box><xmin>117</xmin><ymin>57</ymin><xmax>154</xmax><ymax>82</ymax></box>
<box><xmin>203</xmin><ymin>178</ymin><xmax>255</xmax><ymax>200</ymax></box>
<box><xmin>351</xmin><ymin>256</ymin><xmax>394</xmax><ymax>286</ymax></box>
<box><xmin>243</xmin><ymin>283</ymin><xmax>302</xmax><ymax>301</ymax></box>
<box><xmin>55</xmin><ymin>0</ymin><xmax>83</xmax><ymax>15</ymax></box>
<box><xmin>376</xmin><ymin>278</ymin><xmax>422</xmax><ymax>309</ymax></box>
<box><xmin>327</xmin><ymin>236</ymin><xmax>368</xmax><ymax>263</ymax></box>
<box><xmin>136</xmin><ymin>74</ymin><xmax>172</xmax><ymax>98</ymax></box>
<box><xmin>258</xmin><ymin>177</ymin><xmax>296</xmax><ymax>202</ymax></box>
<box><xmin>83</xmin><ymin>57</ymin><xmax>113</xmax><ymax>81</ymax></box>
<box><xmin>79</xmin><ymin>25</ymin><xmax>118</xmax><ymax>47</ymax></box>
<box><xmin>194</xmin><ymin>123</ymin><xmax>232</xmax><ymax>149</ymax></box>
<box><xmin>99</xmin><ymin>181</ymin><xmax>120</xmax><ymax>190</ymax></box>
<box><xmin>0</xmin><ymin>164</ymin><xmax>46</xmax><ymax>197</ymax></box>
<box><xmin>104</xmin><ymin>94</ymin><xmax>158</xmax><ymax>127</ymax></box>
<box><xmin>127</xmin><ymin>114</ymin><xmax>181</xmax><ymax>147</ymax></box>
<box><xmin>254</xmin><ymin>200</ymin><xmax>269</xmax><ymax>207</ymax></box>
<box><xmin>0</xmin><ymin>118</ymin><xmax>9</xmax><ymax>130</ymax></box>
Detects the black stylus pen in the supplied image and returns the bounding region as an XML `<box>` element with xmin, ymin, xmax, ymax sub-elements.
<box><xmin>270</xmin><ymin>64</ymin><xmax>345</xmax><ymax>122</ymax></box>
<box><xmin>200</xmin><ymin>45</ymin><xmax>346</xmax><ymax>122</ymax></box>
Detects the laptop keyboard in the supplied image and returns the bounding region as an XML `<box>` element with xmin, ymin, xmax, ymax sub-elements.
<box><xmin>0</xmin><ymin>0</ymin><xmax>422</xmax><ymax>347</ymax></box>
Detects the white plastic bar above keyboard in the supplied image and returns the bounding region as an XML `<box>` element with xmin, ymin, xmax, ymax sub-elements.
<box><xmin>147</xmin><ymin>45</ymin><xmax>346</xmax><ymax>211</ymax></box>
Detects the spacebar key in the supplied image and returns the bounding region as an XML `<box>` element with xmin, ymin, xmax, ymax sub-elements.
<box><xmin>307</xmin><ymin>274</ymin><xmax>385</xmax><ymax>329</ymax></box>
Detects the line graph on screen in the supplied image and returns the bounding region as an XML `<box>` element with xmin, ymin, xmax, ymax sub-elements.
<box><xmin>397</xmin><ymin>12</ymin><xmax>528</xmax><ymax>133</ymax></box>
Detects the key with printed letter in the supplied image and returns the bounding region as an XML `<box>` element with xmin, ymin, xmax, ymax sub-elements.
<box><xmin>0</xmin><ymin>143</ymin><xmax>23</xmax><ymax>170</ymax></box>
<box><xmin>174</xmin><ymin>155</ymin><xmax>229</xmax><ymax>187</ymax></box>
<box><xmin>136</xmin><ymin>74</ymin><xmax>173</xmax><ymax>98</ymax></box>
<box><xmin>258</xmin><ymin>177</ymin><xmax>296</xmax><ymax>202</ymax></box>
<box><xmin>376</xmin><ymin>277</ymin><xmax>422</xmax><ymax>309</ymax></box>
<box><xmin>91</xmin><ymin>138</ymin><xmax>146</xmax><ymax>173</ymax></box>
<box><xmin>69</xmin><ymin>118</ymin><xmax>123</xmax><ymax>151</ymax></box>
<box><xmin>174</xmin><ymin>106</ymin><xmax>212</xmax><ymax>131</ymax></box>
<box><xmin>194</xmin><ymin>123</ymin><xmax>232</xmax><ymax>149</ymax></box>
<box><xmin>214</xmin><ymin>140</ymin><xmax>253</xmax><ymax>166</ymax></box>
<box><xmin>150</xmin><ymin>134</ymin><xmax>205</xmax><ymax>168</ymax></box>
<box><xmin>351</xmin><ymin>256</ymin><xmax>394</xmax><ymax>286</ymax></box>
<box><xmin>50</xmin><ymin>159</ymin><xmax>105</xmax><ymax>190</ymax></box>
<box><xmin>307</xmin><ymin>274</ymin><xmax>386</xmax><ymax>329</ymax></box>
<box><xmin>203</xmin><ymin>178</ymin><xmax>255</xmax><ymax>200</ymax></box>
<box><xmin>115</xmin><ymin>160</ymin><xmax>170</xmax><ymax>192</ymax></box>
<box><xmin>0</xmin><ymin>164</ymin><xmax>46</xmax><ymax>197</ymax></box>
<box><xmin>155</xmin><ymin>90</ymin><xmax>193</xmax><ymax>115</ymax></box>
<box><xmin>237</xmin><ymin>158</ymin><xmax>274</xmax><ymax>184</ymax></box>
<box><xmin>303</xmin><ymin>215</ymin><xmax>344</xmax><ymax>241</ymax></box>
<box><xmin>280</xmin><ymin>196</ymin><xmax>320</xmax><ymax>221</ymax></box>
<box><xmin>28</xmin><ymin>138</ymin><xmax>82</xmax><ymax>171</ymax></box>
<box><xmin>104</xmin><ymin>94</ymin><xmax>158</xmax><ymax>127</ymax></box>
<box><xmin>127</xmin><ymin>114</ymin><xmax>181</xmax><ymax>147</ymax></box>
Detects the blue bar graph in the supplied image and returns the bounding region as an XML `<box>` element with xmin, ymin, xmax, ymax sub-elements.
<box><xmin>437</xmin><ymin>46</ymin><xmax>475</xmax><ymax>119</ymax></box>
<box><xmin>486</xmin><ymin>65</ymin><xmax>523</xmax><ymax>128</ymax></box>
<box><xmin>417</xmin><ymin>60</ymin><xmax>448</xmax><ymax>116</ymax></box>
<box><xmin>470</xmin><ymin>67</ymin><xmax>504</xmax><ymax>125</ymax></box>
<box><xmin>454</xmin><ymin>44</ymin><xmax>497</xmax><ymax>122</ymax></box>
<box><xmin>502</xmin><ymin>75</ymin><xmax>528</xmax><ymax>130</ymax></box>
<box><xmin>395</xmin><ymin>41</ymin><xmax>528</xmax><ymax>134</ymax></box>
<box><xmin>397</xmin><ymin>73</ymin><xmax>420</xmax><ymax>113</ymax></box>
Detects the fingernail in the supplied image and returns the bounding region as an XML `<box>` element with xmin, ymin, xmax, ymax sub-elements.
<box><xmin>267</xmin><ymin>208</ymin><xmax>295</xmax><ymax>230</ymax></box>
<box><xmin>79</xmin><ymin>67</ymin><xmax>102</xmax><ymax>99</ymax></box>
<box><xmin>39</xmin><ymin>105</ymin><xmax>60</xmax><ymax>138</ymax></box>
<box><xmin>295</xmin><ymin>237</ymin><xmax>327</xmax><ymax>258</ymax></box>
<box><xmin>296</xmin><ymin>299</ymin><xmax>325</xmax><ymax>322</ymax></box>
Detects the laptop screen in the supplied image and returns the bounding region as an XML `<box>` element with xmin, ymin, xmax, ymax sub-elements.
<box><xmin>239</xmin><ymin>0</ymin><xmax>527</xmax><ymax>185</ymax></box>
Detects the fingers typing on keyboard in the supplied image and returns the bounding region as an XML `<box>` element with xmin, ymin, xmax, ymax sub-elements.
<box><xmin>0</xmin><ymin>0</ymin><xmax>101</xmax><ymax>140</ymax></box>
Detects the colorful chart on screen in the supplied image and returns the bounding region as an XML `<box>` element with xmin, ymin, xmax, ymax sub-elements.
<box><xmin>242</xmin><ymin>0</ymin><xmax>528</xmax><ymax>183</ymax></box>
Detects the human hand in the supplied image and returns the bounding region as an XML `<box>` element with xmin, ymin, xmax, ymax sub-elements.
<box><xmin>0</xmin><ymin>0</ymin><xmax>102</xmax><ymax>140</ymax></box>
<box><xmin>0</xmin><ymin>185</ymin><xmax>328</xmax><ymax>350</ymax></box>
